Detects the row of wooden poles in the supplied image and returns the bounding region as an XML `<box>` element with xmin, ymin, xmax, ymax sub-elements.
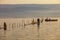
<box><xmin>0</xmin><ymin>18</ymin><xmax>41</xmax><ymax>31</ymax></box>
<box><xmin>0</xmin><ymin>18</ymin><xmax>41</xmax><ymax>40</ymax></box>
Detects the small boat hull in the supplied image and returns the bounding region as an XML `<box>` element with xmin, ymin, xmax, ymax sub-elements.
<box><xmin>45</xmin><ymin>19</ymin><xmax>58</xmax><ymax>22</ymax></box>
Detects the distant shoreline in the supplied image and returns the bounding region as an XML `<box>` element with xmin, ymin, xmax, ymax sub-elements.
<box><xmin>0</xmin><ymin>16</ymin><xmax>59</xmax><ymax>19</ymax></box>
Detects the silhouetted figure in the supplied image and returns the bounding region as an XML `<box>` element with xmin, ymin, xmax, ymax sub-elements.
<box><xmin>4</xmin><ymin>22</ymin><xmax>7</xmax><ymax>30</ymax></box>
<box><xmin>37</xmin><ymin>18</ymin><xmax>40</xmax><ymax>29</ymax></box>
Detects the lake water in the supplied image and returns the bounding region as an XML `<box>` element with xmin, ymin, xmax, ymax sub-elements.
<box><xmin>0</xmin><ymin>17</ymin><xmax>60</xmax><ymax>40</ymax></box>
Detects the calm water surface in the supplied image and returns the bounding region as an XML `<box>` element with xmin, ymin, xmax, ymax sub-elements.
<box><xmin>0</xmin><ymin>18</ymin><xmax>60</xmax><ymax>40</ymax></box>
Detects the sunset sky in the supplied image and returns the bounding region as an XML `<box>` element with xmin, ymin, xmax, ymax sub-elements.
<box><xmin>0</xmin><ymin>0</ymin><xmax>60</xmax><ymax>4</ymax></box>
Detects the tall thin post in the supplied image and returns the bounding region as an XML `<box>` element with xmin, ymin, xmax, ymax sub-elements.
<box><xmin>4</xmin><ymin>22</ymin><xmax>7</xmax><ymax>30</ymax></box>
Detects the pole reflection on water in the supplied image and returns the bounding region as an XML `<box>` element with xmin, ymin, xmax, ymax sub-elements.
<box><xmin>37</xmin><ymin>18</ymin><xmax>40</xmax><ymax>40</ymax></box>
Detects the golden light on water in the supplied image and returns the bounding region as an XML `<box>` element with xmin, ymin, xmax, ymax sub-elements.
<box><xmin>0</xmin><ymin>17</ymin><xmax>60</xmax><ymax>40</ymax></box>
<box><xmin>0</xmin><ymin>0</ymin><xmax>60</xmax><ymax>4</ymax></box>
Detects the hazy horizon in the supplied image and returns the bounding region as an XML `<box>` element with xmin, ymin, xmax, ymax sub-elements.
<box><xmin>0</xmin><ymin>4</ymin><xmax>60</xmax><ymax>18</ymax></box>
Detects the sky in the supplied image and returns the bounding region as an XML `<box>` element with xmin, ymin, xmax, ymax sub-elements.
<box><xmin>0</xmin><ymin>0</ymin><xmax>60</xmax><ymax>4</ymax></box>
<box><xmin>0</xmin><ymin>0</ymin><xmax>60</xmax><ymax>18</ymax></box>
<box><xmin>0</xmin><ymin>4</ymin><xmax>60</xmax><ymax>18</ymax></box>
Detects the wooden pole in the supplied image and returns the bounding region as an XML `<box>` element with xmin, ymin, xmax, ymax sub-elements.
<box><xmin>4</xmin><ymin>22</ymin><xmax>7</xmax><ymax>30</ymax></box>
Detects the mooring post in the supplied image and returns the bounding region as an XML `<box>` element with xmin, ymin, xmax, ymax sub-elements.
<box><xmin>37</xmin><ymin>18</ymin><xmax>40</xmax><ymax>29</ymax></box>
<box><xmin>4</xmin><ymin>22</ymin><xmax>7</xmax><ymax>30</ymax></box>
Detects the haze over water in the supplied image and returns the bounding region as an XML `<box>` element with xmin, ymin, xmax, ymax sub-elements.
<box><xmin>0</xmin><ymin>4</ymin><xmax>60</xmax><ymax>40</ymax></box>
<box><xmin>0</xmin><ymin>4</ymin><xmax>60</xmax><ymax>17</ymax></box>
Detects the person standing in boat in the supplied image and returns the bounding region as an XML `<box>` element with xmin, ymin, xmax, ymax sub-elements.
<box><xmin>4</xmin><ymin>22</ymin><xmax>7</xmax><ymax>30</ymax></box>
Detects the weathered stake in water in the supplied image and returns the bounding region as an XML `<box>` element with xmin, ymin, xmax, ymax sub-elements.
<box><xmin>4</xmin><ymin>22</ymin><xmax>7</xmax><ymax>30</ymax></box>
